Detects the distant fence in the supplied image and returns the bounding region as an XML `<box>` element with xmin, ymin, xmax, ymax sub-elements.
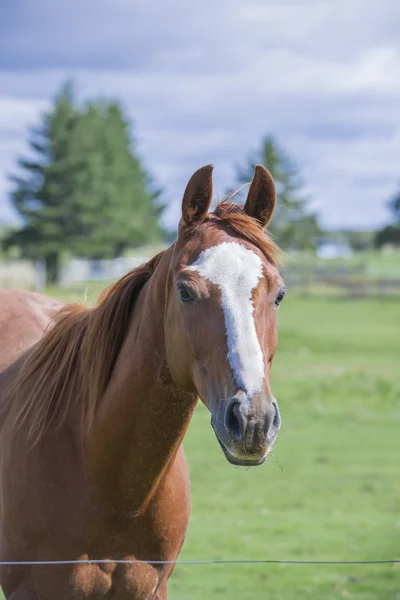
<box><xmin>283</xmin><ymin>263</ymin><xmax>400</xmax><ymax>297</ymax></box>
<box><xmin>59</xmin><ymin>257</ymin><xmax>148</xmax><ymax>285</ymax></box>
<box><xmin>1</xmin><ymin>257</ymin><xmax>400</xmax><ymax>298</ymax></box>
<box><xmin>0</xmin><ymin>260</ymin><xmax>37</xmax><ymax>289</ymax></box>
<box><xmin>0</xmin><ymin>257</ymin><xmax>149</xmax><ymax>291</ymax></box>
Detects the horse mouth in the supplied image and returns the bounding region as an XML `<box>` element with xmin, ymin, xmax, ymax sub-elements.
<box><xmin>212</xmin><ymin>425</ymin><xmax>267</xmax><ymax>467</ymax></box>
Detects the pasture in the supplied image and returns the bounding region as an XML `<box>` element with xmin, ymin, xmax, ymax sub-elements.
<box><xmin>2</xmin><ymin>290</ymin><xmax>399</xmax><ymax>599</ymax></box>
<box><xmin>172</xmin><ymin>295</ymin><xmax>400</xmax><ymax>599</ymax></box>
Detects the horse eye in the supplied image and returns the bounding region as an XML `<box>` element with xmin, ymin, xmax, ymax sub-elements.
<box><xmin>178</xmin><ymin>284</ymin><xmax>194</xmax><ymax>304</ymax></box>
<box><xmin>275</xmin><ymin>288</ymin><xmax>286</xmax><ymax>308</ymax></box>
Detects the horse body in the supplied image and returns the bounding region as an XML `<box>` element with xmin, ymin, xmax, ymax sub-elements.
<box><xmin>0</xmin><ymin>291</ymin><xmax>61</xmax><ymax>372</ymax></box>
<box><xmin>0</xmin><ymin>254</ymin><xmax>194</xmax><ymax>599</ymax></box>
<box><xmin>0</xmin><ymin>165</ymin><xmax>284</xmax><ymax>599</ymax></box>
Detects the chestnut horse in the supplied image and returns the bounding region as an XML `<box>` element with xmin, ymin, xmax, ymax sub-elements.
<box><xmin>0</xmin><ymin>165</ymin><xmax>285</xmax><ymax>599</ymax></box>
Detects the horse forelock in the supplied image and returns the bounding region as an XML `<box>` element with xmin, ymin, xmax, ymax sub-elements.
<box><xmin>211</xmin><ymin>201</ymin><xmax>281</xmax><ymax>266</ymax></box>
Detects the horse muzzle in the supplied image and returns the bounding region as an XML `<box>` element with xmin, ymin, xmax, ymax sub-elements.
<box><xmin>211</xmin><ymin>390</ymin><xmax>281</xmax><ymax>467</ymax></box>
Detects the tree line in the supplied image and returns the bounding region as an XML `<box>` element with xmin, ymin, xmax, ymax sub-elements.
<box><xmin>6</xmin><ymin>80</ymin><xmax>397</xmax><ymax>284</ymax></box>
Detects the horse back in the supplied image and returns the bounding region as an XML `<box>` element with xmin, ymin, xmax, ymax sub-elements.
<box><xmin>0</xmin><ymin>290</ymin><xmax>62</xmax><ymax>373</ymax></box>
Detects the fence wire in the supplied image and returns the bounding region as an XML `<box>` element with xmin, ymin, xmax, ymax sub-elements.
<box><xmin>0</xmin><ymin>558</ymin><xmax>398</xmax><ymax>566</ymax></box>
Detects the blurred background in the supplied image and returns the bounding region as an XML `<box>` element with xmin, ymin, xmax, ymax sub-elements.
<box><xmin>0</xmin><ymin>2</ymin><xmax>399</xmax><ymax>599</ymax></box>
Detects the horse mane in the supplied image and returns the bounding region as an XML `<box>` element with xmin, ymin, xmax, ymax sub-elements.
<box><xmin>5</xmin><ymin>252</ymin><xmax>165</xmax><ymax>446</ymax></box>
<box><xmin>211</xmin><ymin>200</ymin><xmax>281</xmax><ymax>265</ymax></box>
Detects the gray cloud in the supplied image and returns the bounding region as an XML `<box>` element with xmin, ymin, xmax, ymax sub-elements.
<box><xmin>0</xmin><ymin>0</ymin><xmax>399</xmax><ymax>230</ymax></box>
<box><xmin>2</xmin><ymin>0</ymin><xmax>399</xmax><ymax>70</ymax></box>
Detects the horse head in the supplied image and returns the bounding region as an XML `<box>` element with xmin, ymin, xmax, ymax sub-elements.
<box><xmin>164</xmin><ymin>165</ymin><xmax>285</xmax><ymax>466</ymax></box>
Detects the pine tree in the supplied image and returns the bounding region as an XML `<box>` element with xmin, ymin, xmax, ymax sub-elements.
<box><xmin>63</xmin><ymin>100</ymin><xmax>163</xmax><ymax>259</ymax></box>
<box><xmin>4</xmin><ymin>82</ymin><xmax>80</xmax><ymax>282</ymax></box>
<box><xmin>388</xmin><ymin>189</ymin><xmax>400</xmax><ymax>222</ymax></box>
<box><xmin>375</xmin><ymin>186</ymin><xmax>400</xmax><ymax>248</ymax></box>
<box><xmin>235</xmin><ymin>135</ymin><xmax>320</xmax><ymax>249</ymax></box>
<box><xmin>4</xmin><ymin>82</ymin><xmax>163</xmax><ymax>283</ymax></box>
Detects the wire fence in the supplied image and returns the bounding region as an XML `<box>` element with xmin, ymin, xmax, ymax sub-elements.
<box><xmin>0</xmin><ymin>558</ymin><xmax>398</xmax><ymax>566</ymax></box>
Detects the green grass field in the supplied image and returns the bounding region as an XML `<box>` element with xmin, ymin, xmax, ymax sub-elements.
<box><xmin>2</xmin><ymin>288</ymin><xmax>399</xmax><ymax>599</ymax></box>
<box><xmin>172</xmin><ymin>295</ymin><xmax>400</xmax><ymax>599</ymax></box>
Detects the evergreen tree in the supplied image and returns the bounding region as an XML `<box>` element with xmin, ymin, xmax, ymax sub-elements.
<box><xmin>4</xmin><ymin>82</ymin><xmax>79</xmax><ymax>283</ymax></box>
<box><xmin>375</xmin><ymin>186</ymin><xmax>400</xmax><ymax>248</ymax></box>
<box><xmin>3</xmin><ymin>82</ymin><xmax>163</xmax><ymax>283</ymax></box>
<box><xmin>235</xmin><ymin>135</ymin><xmax>320</xmax><ymax>249</ymax></box>
<box><xmin>388</xmin><ymin>188</ymin><xmax>400</xmax><ymax>222</ymax></box>
<box><xmin>64</xmin><ymin>100</ymin><xmax>163</xmax><ymax>259</ymax></box>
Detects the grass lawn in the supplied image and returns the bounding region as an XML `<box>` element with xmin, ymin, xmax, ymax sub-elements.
<box><xmin>171</xmin><ymin>295</ymin><xmax>400</xmax><ymax>599</ymax></box>
<box><xmin>2</xmin><ymin>286</ymin><xmax>399</xmax><ymax>599</ymax></box>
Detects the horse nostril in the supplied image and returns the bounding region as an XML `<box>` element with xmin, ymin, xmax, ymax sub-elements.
<box><xmin>272</xmin><ymin>400</ymin><xmax>281</xmax><ymax>431</ymax></box>
<box><xmin>224</xmin><ymin>400</ymin><xmax>243</xmax><ymax>441</ymax></box>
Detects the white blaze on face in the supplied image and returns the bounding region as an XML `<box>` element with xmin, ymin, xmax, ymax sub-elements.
<box><xmin>187</xmin><ymin>241</ymin><xmax>265</xmax><ymax>395</ymax></box>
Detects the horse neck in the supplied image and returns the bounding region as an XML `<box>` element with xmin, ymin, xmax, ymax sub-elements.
<box><xmin>87</xmin><ymin>248</ymin><xmax>198</xmax><ymax>516</ymax></box>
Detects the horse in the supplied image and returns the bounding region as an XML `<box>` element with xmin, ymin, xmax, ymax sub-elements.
<box><xmin>0</xmin><ymin>164</ymin><xmax>285</xmax><ymax>599</ymax></box>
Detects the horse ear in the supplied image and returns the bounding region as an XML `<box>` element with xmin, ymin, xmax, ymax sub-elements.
<box><xmin>244</xmin><ymin>164</ymin><xmax>276</xmax><ymax>228</ymax></box>
<box><xmin>181</xmin><ymin>165</ymin><xmax>214</xmax><ymax>226</ymax></box>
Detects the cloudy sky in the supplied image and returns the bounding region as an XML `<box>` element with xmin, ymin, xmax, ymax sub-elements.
<box><xmin>0</xmin><ymin>0</ymin><xmax>399</xmax><ymax>230</ymax></box>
